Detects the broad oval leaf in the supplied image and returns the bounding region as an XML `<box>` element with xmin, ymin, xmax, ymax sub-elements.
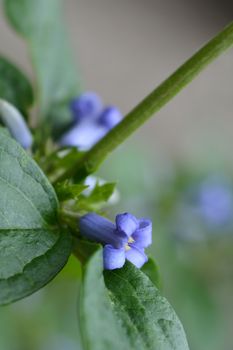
<box><xmin>0</xmin><ymin>56</ymin><xmax>33</xmax><ymax>116</ymax></box>
<box><xmin>4</xmin><ymin>0</ymin><xmax>79</xmax><ymax>130</ymax></box>
<box><xmin>0</xmin><ymin>129</ymin><xmax>71</xmax><ymax>305</ymax></box>
<box><xmin>80</xmin><ymin>249</ymin><xmax>189</xmax><ymax>350</ymax></box>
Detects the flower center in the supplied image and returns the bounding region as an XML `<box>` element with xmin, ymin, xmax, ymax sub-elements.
<box><xmin>124</xmin><ymin>236</ymin><xmax>134</xmax><ymax>251</ymax></box>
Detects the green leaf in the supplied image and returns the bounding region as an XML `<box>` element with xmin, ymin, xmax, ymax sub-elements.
<box><xmin>77</xmin><ymin>182</ymin><xmax>116</xmax><ymax>211</ymax></box>
<box><xmin>0</xmin><ymin>56</ymin><xmax>33</xmax><ymax>116</ymax></box>
<box><xmin>44</xmin><ymin>148</ymin><xmax>84</xmax><ymax>180</ymax></box>
<box><xmin>55</xmin><ymin>182</ymin><xmax>87</xmax><ymax>201</ymax></box>
<box><xmin>3</xmin><ymin>0</ymin><xmax>80</xmax><ymax>128</ymax></box>
<box><xmin>87</xmin><ymin>182</ymin><xmax>116</xmax><ymax>202</ymax></box>
<box><xmin>80</xmin><ymin>249</ymin><xmax>189</xmax><ymax>350</ymax></box>
<box><xmin>0</xmin><ymin>129</ymin><xmax>71</xmax><ymax>305</ymax></box>
<box><xmin>141</xmin><ymin>256</ymin><xmax>162</xmax><ymax>290</ymax></box>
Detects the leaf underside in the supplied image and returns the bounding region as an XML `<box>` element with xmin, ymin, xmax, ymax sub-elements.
<box><xmin>0</xmin><ymin>129</ymin><xmax>71</xmax><ymax>305</ymax></box>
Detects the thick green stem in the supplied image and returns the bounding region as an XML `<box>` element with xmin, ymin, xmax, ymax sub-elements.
<box><xmin>56</xmin><ymin>22</ymin><xmax>233</xmax><ymax>183</ymax></box>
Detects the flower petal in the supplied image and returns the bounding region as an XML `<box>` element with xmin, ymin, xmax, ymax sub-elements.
<box><xmin>132</xmin><ymin>218</ymin><xmax>152</xmax><ymax>248</ymax></box>
<box><xmin>98</xmin><ymin>106</ymin><xmax>122</xmax><ymax>129</ymax></box>
<box><xmin>126</xmin><ymin>245</ymin><xmax>148</xmax><ymax>268</ymax></box>
<box><xmin>70</xmin><ymin>92</ymin><xmax>103</xmax><ymax>122</ymax></box>
<box><xmin>115</xmin><ymin>212</ymin><xmax>138</xmax><ymax>237</ymax></box>
<box><xmin>59</xmin><ymin>122</ymin><xmax>107</xmax><ymax>151</ymax></box>
<box><xmin>79</xmin><ymin>213</ymin><xmax>127</xmax><ymax>248</ymax></box>
<box><xmin>103</xmin><ymin>245</ymin><xmax>125</xmax><ymax>270</ymax></box>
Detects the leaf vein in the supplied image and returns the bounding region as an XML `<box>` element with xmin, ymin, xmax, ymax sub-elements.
<box><xmin>0</xmin><ymin>175</ymin><xmax>47</xmax><ymax>226</ymax></box>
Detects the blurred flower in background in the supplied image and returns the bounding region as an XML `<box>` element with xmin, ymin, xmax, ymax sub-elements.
<box><xmin>197</xmin><ymin>176</ymin><xmax>233</xmax><ymax>229</ymax></box>
<box><xmin>166</xmin><ymin>173</ymin><xmax>233</xmax><ymax>242</ymax></box>
<box><xmin>60</xmin><ymin>92</ymin><xmax>122</xmax><ymax>150</ymax></box>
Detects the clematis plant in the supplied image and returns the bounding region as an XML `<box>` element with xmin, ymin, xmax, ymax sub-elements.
<box><xmin>0</xmin><ymin>1</ymin><xmax>233</xmax><ymax>349</ymax></box>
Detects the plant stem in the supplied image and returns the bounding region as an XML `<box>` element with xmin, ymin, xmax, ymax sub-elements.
<box><xmin>55</xmin><ymin>21</ymin><xmax>233</xmax><ymax>183</ymax></box>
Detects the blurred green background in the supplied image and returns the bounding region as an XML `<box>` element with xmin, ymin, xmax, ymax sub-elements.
<box><xmin>1</xmin><ymin>1</ymin><xmax>233</xmax><ymax>349</ymax></box>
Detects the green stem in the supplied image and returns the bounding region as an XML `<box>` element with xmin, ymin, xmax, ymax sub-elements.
<box><xmin>56</xmin><ymin>21</ymin><xmax>233</xmax><ymax>183</ymax></box>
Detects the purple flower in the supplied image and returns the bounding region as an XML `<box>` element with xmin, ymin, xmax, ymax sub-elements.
<box><xmin>79</xmin><ymin>212</ymin><xmax>152</xmax><ymax>270</ymax></box>
<box><xmin>0</xmin><ymin>99</ymin><xmax>32</xmax><ymax>149</ymax></box>
<box><xmin>70</xmin><ymin>91</ymin><xmax>103</xmax><ymax>122</ymax></box>
<box><xmin>98</xmin><ymin>106</ymin><xmax>122</xmax><ymax>129</ymax></box>
<box><xmin>59</xmin><ymin>121</ymin><xmax>107</xmax><ymax>151</ymax></box>
<box><xmin>60</xmin><ymin>92</ymin><xmax>122</xmax><ymax>150</ymax></box>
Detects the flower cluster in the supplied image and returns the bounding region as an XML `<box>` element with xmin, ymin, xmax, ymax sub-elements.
<box><xmin>79</xmin><ymin>212</ymin><xmax>152</xmax><ymax>270</ymax></box>
<box><xmin>60</xmin><ymin>92</ymin><xmax>122</xmax><ymax>150</ymax></box>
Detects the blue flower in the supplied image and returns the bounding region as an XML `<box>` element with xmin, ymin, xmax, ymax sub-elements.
<box><xmin>0</xmin><ymin>99</ymin><xmax>32</xmax><ymax>149</ymax></box>
<box><xmin>79</xmin><ymin>212</ymin><xmax>152</xmax><ymax>270</ymax></box>
<box><xmin>60</xmin><ymin>92</ymin><xmax>122</xmax><ymax>151</ymax></box>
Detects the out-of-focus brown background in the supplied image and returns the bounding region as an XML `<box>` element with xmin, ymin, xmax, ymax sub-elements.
<box><xmin>1</xmin><ymin>0</ymin><xmax>233</xmax><ymax>161</ymax></box>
